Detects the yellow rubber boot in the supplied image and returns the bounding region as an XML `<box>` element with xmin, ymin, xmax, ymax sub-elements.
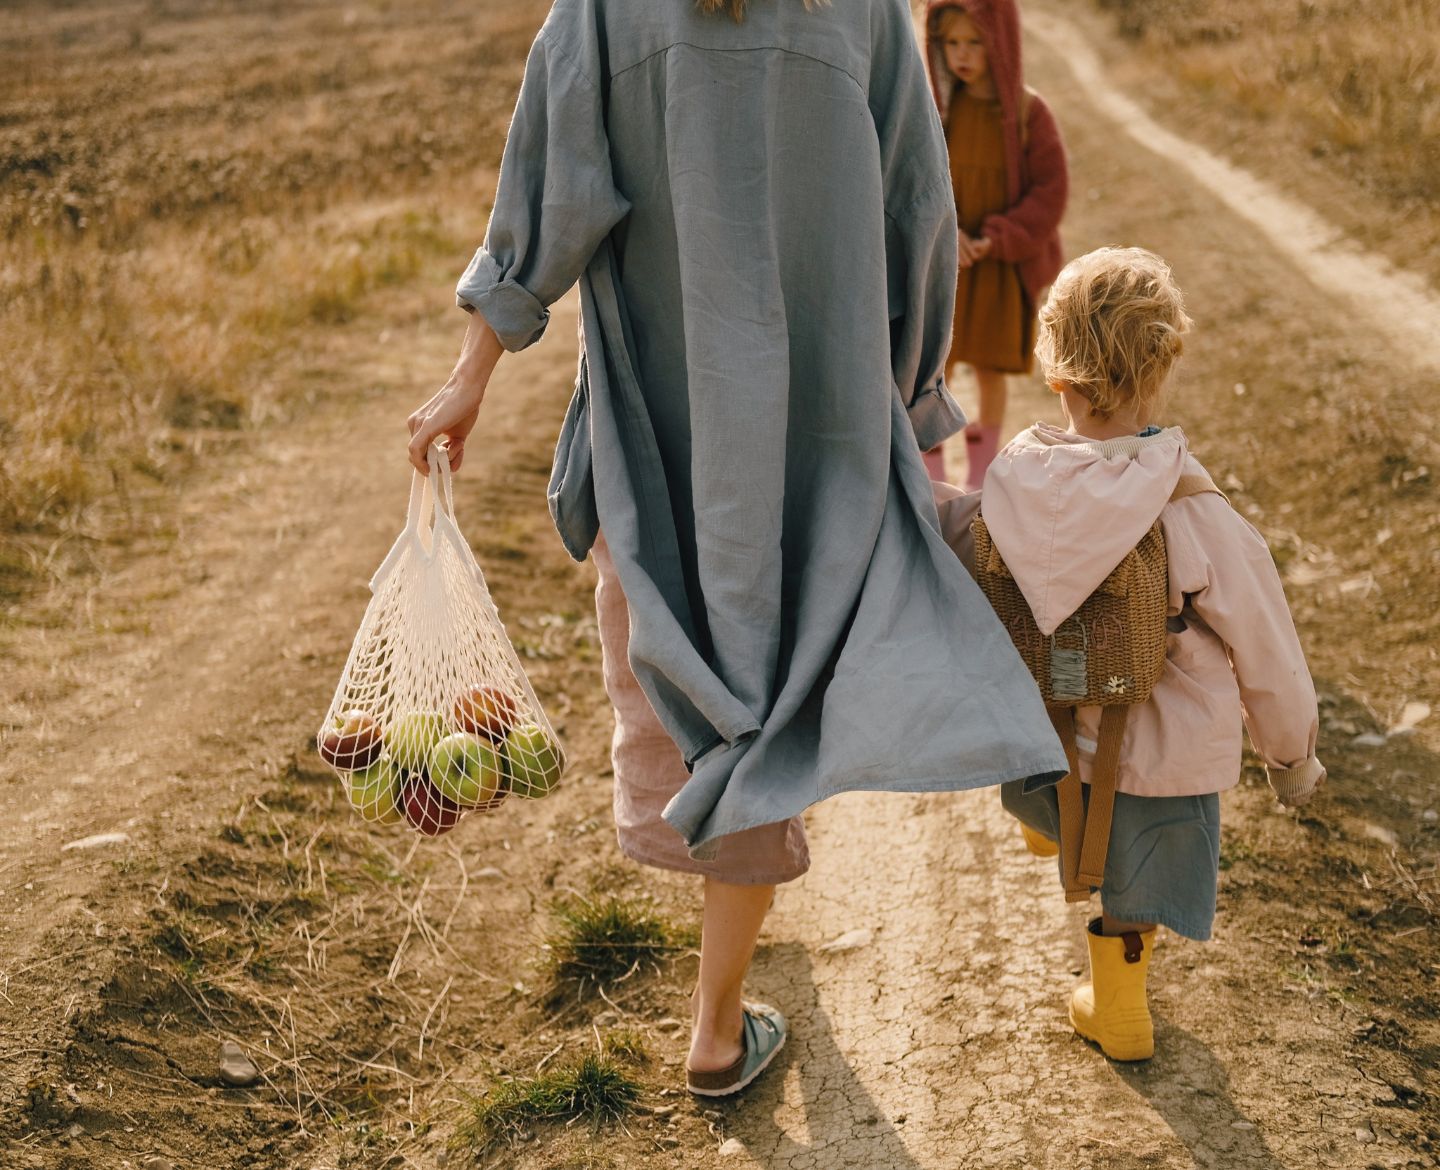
<box><xmin>1020</xmin><ymin>823</ymin><xmax>1059</xmax><ymax>858</ymax></box>
<box><xmin>1069</xmin><ymin>918</ymin><xmax>1155</xmax><ymax>1061</ymax></box>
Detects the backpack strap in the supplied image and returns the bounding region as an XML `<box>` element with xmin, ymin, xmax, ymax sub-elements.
<box><xmin>1051</xmin><ymin>710</ymin><xmax>1086</xmax><ymax>901</ymax></box>
<box><xmin>1051</xmin><ymin>705</ymin><xmax>1128</xmax><ymax>900</ymax></box>
<box><xmin>1170</xmin><ymin>469</ymin><xmax>1228</xmax><ymax>504</ymax></box>
<box><xmin>1076</xmin><ymin>706</ymin><xmax>1127</xmax><ymax>889</ymax></box>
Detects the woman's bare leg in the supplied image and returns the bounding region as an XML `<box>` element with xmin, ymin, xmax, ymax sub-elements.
<box><xmin>687</xmin><ymin>878</ymin><xmax>775</xmax><ymax>1072</ymax></box>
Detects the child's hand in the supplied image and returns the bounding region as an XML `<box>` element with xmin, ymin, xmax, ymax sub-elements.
<box><xmin>1267</xmin><ymin>757</ymin><xmax>1326</xmax><ymax>809</ymax></box>
<box><xmin>957</xmin><ymin>231</ymin><xmax>992</xmax><ymax>269</ymax></box>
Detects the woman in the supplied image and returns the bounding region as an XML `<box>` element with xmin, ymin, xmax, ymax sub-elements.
<box><xmin>407</xmin><ymin>0</ymin><xmax>1065</xmax><ymax>1097</ymax></box>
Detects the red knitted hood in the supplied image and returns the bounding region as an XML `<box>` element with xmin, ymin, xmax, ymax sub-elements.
<box><xmin>924</xmin><ymin>0</ymin><xmax>1027</xmax><ymax>201</ymax></box>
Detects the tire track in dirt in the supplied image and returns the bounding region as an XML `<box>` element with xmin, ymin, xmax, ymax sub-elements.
<box><xmin>1025</xmin><ymin>9</ymin><xmax>1440</xmax><ymax>377</ymax></box>
<box><xmin>706</xmin><ymin>10</ymin><xmax>1435</xmax><ymax>1169</ymax></box>
<box><xmin>3</xmin><ymin>8</ymin><xmax>1435</xmax><ymax>1167</ymax></box>
<box><xmin>733</xmin><ymin>786</ymin><xmax>1412</xmax><ymax>1169</ymax></box>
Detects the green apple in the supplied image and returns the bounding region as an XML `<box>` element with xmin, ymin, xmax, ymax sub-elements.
<box><xmin>385</xmin><ymin>711</ymin><xmax>447</xmax><ymax>774</ymax></box>
<box><xmin>502</xmin><ymin>723</ymin><xmax>563</xmax><ymax>798</ymax></box>
<box><xmin>348</xmin><ymin>756</ymin><xmax>404</xmax><ymax>826</ymax></box>
<box><xmin>429</xmin><ymin>732</ymin><xmax>503</xmax><ymax>808</ymax></box>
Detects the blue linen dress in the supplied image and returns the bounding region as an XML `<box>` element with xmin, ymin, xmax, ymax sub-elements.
<box><xmin>457</xmin><ymin>0</ymin><xmax>1066</xmax><ymax>852</ymax></box>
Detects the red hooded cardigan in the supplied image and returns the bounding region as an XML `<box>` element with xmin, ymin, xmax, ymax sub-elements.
<box><xmin>924</xmin><ymin>0</ymin><xmax>1068</xmax><ymax>303</ymax></box>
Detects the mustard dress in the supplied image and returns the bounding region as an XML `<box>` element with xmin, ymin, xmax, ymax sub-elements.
<box><xmin>947</xmin><ymin>89</ymin><xmax>1033</xmax><ymax>373</ymax></box>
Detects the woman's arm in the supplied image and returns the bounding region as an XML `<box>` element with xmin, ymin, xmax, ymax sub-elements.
<box><xmin>406</xmin><ymin>1</ymin><xmax>628</xmax><ymax>473</ymax></box>
<box><xmin>406</xmin><ymin>313</ymin><xmax>506</xmax><ymax>474</ymax></box>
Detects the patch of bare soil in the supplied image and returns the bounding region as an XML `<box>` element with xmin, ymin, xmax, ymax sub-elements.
<box><xmin>1</xmin><ymin>4</ymin><xmax>1437</xmax><ymax>1170</ymax></box>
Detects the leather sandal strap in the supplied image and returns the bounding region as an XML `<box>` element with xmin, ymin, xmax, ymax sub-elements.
<box><xmin>685</xmin><ymin>1048</ymin><xmax>748</xmax><ymax>1094</ymax></box>
<box><xmin>686</xmin><ymin>1004</ymin><xmax>785</xmax><ymax>1095</ymax></box>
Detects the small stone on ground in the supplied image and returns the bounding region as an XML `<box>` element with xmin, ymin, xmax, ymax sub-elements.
<box><xmin>218</xmin><ymin>1040</ymin><xmax>260</xmax><ymax>1087</ymax></box>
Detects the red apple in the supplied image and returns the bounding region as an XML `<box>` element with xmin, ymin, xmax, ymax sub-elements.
<box><xmin>400</xmin><ymin>775</ymin><xmax>463</xmax><ymax>837</ymax></box>
<box><xmin>318</xmin><ymin>709</ymin><xmax>383</xmax><ymax>772</ymax></box>
<box><xmin>453</xmin><ymin>685</ymin><xmax>520</xmax><ymax>743</ymax></box>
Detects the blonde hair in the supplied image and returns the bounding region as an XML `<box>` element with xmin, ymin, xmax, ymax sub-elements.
<box><xmin>1035</xmin><ymin>247</ymin><xmax>1193</xmax><ymax>421</ymax></box>
<box><xmin>697</xmin><ymin>0</ymin><xmax>827</xmax><ymax>22</ymax></box>
<box><xmin>931</xmin><ymin>7</ymin><xmax>974</xmax><ymax>38</ymax></box>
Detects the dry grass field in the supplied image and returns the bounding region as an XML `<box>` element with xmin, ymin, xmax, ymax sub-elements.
<box><xmin>0</xmin><ymin>0</ymin><xmax>544</xmax><ymax>600</ymax></box>
<box><xmin>1087</xmin><ymin>0</ymin><xmax>1440</xmax><ymax>282</ymax></box>
<box><xmin>1</xmin><ymin>4</ymin><xmax>1438</xmax><ymax>1169</ymax></box>
<box><xmin>4</xmin><ymin>0</ymin><xmax>1436</xmax><ymax>602</ymax></box>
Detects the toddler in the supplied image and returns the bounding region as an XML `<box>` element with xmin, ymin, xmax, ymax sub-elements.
<box><xmin>969</xmin><ymin>247</ymin><xmax>1325</xmax><ymax>1060</ymax></box>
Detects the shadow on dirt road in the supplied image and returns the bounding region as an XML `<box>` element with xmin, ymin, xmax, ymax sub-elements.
<box><xmin>730</xmin><ymin>942</ymin><xmax>926</xmax><ymax>1170</ymax></box>
<box><xmin>1120</xmin><ymin>1021</ymin><xmax>1292</xmax><ymax>1169</ymax></box>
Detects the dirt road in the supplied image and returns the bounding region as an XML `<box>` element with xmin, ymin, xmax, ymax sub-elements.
<box><xmin>2</xmin><ymin>5</ymin><xmax>1435</xmax><ymax>1169</ymax></box>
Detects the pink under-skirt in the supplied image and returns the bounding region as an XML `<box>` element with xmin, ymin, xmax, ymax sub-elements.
<box><xmin>591</xmin><ymin>536</ymin><xmax>810</xmax><ymax>885</ymax></box>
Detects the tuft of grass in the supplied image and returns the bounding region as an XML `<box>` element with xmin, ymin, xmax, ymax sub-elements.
<box><xmin>546</xmin><ymin>896</ymin><xmax>695</xmax><ymax>988</ymax></box>
<box><xmin>455</xmin><ymin>1054</ymin><xmax>641</xmax><ymax>1153</ymax></box>
<box><xmin>1218</xmin><ymin>835</ymin><xmax>1257</xmax><ymax>872</ymax></box>
<box><xmin>601</xmin><ymin>1029</ymin><xmax>651</xmax><ymax>1066</ymax></box>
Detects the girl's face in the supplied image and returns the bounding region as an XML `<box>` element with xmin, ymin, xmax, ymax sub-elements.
<box><xmin>941</xmin><ymin>12</ymin><xmax>989</xmax><ymax>90</ymax></box>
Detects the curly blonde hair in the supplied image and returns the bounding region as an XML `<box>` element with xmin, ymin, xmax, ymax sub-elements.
<box><xmin>1035</xmin><ymin>247</ymin><xmax>1193</xmax><ymax>421</ymax></box>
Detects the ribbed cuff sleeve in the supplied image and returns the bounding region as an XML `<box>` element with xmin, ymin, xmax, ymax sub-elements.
<box><xmin>455</xmin><ymin>248</ymin><xmax>550</xmax><ymax>352</ymax></box>
<box><xmin>1268</xmin><ymin>756</ymin><xmax>1326</xmax><ymax>808</ymax></box>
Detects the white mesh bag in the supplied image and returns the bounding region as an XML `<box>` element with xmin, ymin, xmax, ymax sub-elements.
<box><xmin>317</xmin><ymin>446</ymin><xmax>565</xmax><ymax>836</ymax></box>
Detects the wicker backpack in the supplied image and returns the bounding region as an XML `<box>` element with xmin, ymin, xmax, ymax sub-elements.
<box><xmin>972</xmin><ymin>471</ymin><xmax>1223</xmax><ymax>900</ymax></box>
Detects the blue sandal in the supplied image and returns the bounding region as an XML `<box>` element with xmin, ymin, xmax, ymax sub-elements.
<box><xmin>686</xmin><ymin>1002</ymin><xmax>787</xmax><ymax>1097</ymax></box>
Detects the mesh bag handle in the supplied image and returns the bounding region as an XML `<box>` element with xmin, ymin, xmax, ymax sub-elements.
<box><xmin>368</xmin><ymin>445</ymin><xmax>460</xmax><ymax>588</ymax></box>
<box><xmin>318</xmin><ymin>445</ymin><xmax>566</xmax><ymax>837</ymax></box>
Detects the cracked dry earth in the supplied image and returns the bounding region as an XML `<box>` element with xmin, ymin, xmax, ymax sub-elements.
<box><xmin>3</xmin><ymin>3</ymin><xmax>1438</xmax><ymax>1169</ymax></box>
<box><xmin>734</xmin><ymin>788</ymin><xmax>1392</xmax><ymax>1170</ymax></box>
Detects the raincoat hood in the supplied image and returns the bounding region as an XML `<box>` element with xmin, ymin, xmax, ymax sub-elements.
<box><xmin>980</xmin><ymin>423</ymin><xmax>1190</xmax><ymax>636</ymax></box>
<box><xmin>925</xmin><ymin>0</ymin><xmax>1026</xmax><ymax>198</ymax></box>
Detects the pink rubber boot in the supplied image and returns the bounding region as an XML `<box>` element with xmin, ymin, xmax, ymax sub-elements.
<box><xmin>922</xmin><ymin>444</ymin><xmax>949</xmax><ymax>482</ymax></box>
<box><xmin>964</xmin><ymin>424</ymin><xmax>1002</xmax><ymax>491</ymax></box>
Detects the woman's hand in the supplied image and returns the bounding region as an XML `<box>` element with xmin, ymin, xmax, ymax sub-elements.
<box><xmin>956</xmin><ymin>231</ymin><xmax>993</xmax><ymax>270</ymax></box>
<box><xmin>407</xmin><ymin>313</ymin><xmax>506</xmax><ymax>474</ymax></box>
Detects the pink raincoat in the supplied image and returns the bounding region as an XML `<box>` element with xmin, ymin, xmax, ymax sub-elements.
<box><xmin>938</xmin><ymin>424</ymin><xmax>1324</xmax><ymax>801</ymax></box>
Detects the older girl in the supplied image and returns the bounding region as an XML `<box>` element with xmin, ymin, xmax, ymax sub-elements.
<box><xmin>923</xmin><ymin>0</ymin><xmax>1068</xmax><ymax>488</ymax></box>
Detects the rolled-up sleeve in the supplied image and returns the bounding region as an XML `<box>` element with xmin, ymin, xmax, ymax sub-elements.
<box><xmin>456</xmin><ymin>10</ymin><xmax>631</xmax><ymax>351</ymax></box>
<box><xmin>871</xmin><ymin>0</ymin><xmax>963</xmax><ymax>450</ymax></box>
